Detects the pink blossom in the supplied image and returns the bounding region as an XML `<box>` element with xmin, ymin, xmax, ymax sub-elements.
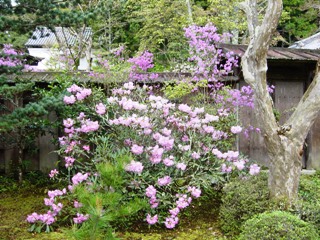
<box><xmin>203</xmin><ymin>125</ymin><xmax>215</xmax><ymax>133</ymax></box>
<box><xmin>169</xmin><ymin>208</ymin><xmax>180</xmax><ymax>216</ymax></box>
<box><xmin>161</xmin><ymin>128</ymin><xmax>172</xmax><ymax>136</ymax></box>
<box><xmin>181</xmin><ymin>135</ymin><xmax>189</xmax><ymax>142</ymax></box>
<box><xmin>73</xmin><ymin>213</ymin><xmax>89</xmax><ymax>224</ymax></box>
<box><xmin>149</xmin><ymin>196</ymin><xmax>159</xmax><ymax>208</ymax></box>
<box><xmin>83</xmin><ymin>145</ymin><xmax>90</xmax><ymax>152</ymax></box>
<box><xmin>146</xmin><ymin>214</ymin><xmax>158</xmax><ymax>225</ymax></box>
<box><xmin>72</xmin><ymin>172</ymin><xmax>88</xmax><ymax>185</ymax></box>
<box><xmin>63</xmin><ymin>118</ymin><xmax>74</xmax><ymax>128</ymax></box>
<box><xmin>144</xmin><ymin>128</ymin><xmax>152</xmax><ymax>135</ymax></box>
<box><xmin>125</xmin><ymin>160</ymin><xmax>144</xmax><ymax>174</ymax></box>
<box><xmin>74</xmin><ymin>201</ymin><xmax>83</xmax><ymax>208</ymax></box>
<box><xmin>65</xmin><ymin>156</ymin><xmax>75</xmax><ymax>168</ymax></box>
<box><xmin>49</xmin><ymin>169</ymin><xmax>59</xmax><ymax>178</ymax></box>
<box><xmin>95</xmin><ymin>103</ymin><xmax>106</xmax><ymax>115</ymax></box>
<box><xmin>234</xmin><ymin>160</ymin><xmax>245</xmax><ymax>170</ymax></box>
<box><xmin>176</xmin><ymin>194</ymin><xmax>191</xmax><ymax>209</ymax></box>
<box><xmin>249</xmin><ymin>164</ymin><xmax>260</xmax><ymax>175</ymax></box>
<box><xmin>188</xmin><ymin>186</ymin><xmax>201</xmax><ymax>198</ymax></box>
<box><xmin>123</xmin><ymin>82</ymin><xmax>135</xmax><ymax>90</ymax></box>
<box><xmin>63</xmin><ymin>95</ymin><xmax>76</xmax><ymax>104</ymax></box>
<box><xmin>48</xmin><ymin>189</ymin><xmax>66</xmax><ymax>199</ymax></box>
<box><xmin>80</xmin><ymin>120</ymin><xmax>99</xmax><ymax>132</ymax></box>
<box><xmin>163</xmin><ymin>156</ymin><xmax>175</xmax><ymax>167</ymax></box>
<box><xmin>157</xmin><ymin>136</ymin><xmax>174</xmax><ymax>150</ymax></box>
<box><xmin>178</xmin><ymin>104</ymin><xmax>192</xmax><ymax>113</ymax></box>
<box><xmin>157</xmin><ymin>176</ymin><xmax>172</xmax><ymax>186</ymax></box>
<box><xmin>124</xmin><ymin>139</ymin><xmax>132</xmax><ymax>146</ymax></box>
<box><xmin>231</xmin><ymin>126</ymin><xmax>242</xmax><ymax>134</ymax></box>
<box><xmin>44</xmin><ymin>198</ymin><xmax>54</xmax><ymax>206</ymax></box>
<box><xmin>39</xmin><ymin>212</ymin><xmax>55</xmax><ymax>225</ymax></box>
<box><xmin>176</xmin><ymin>163</ymin><xmax>187</xmax><ymax>171</ymax></box>
<box><xmin>64</xmin><ymin>127</ymin><xmax>74</xmax><ymax>134</ymax></box>
<box><xmin>26</xmin><ymin>212</ymin><xmax>40</xmax><ymax>223</ymax></box>
<box><xmin>150</xmin><ymin>145</ymin><xmax>164</xmax><ymax>164</ymax></box>
<box><xmin>76</xmin><ymin>88</ymin><xmax>92</xmax><ymax>100</ymax></box>
<box><xmin>178</xmin><ymin>144</ymin><xmax>190</xmax><ymax>151</ymax></box>
<box><xmin>131</xmin><ymin>144</ymin><xmax>144</xmax><ymax>155</ymax></box>
<box><xmin>164</xmin><ymin>216</ymin><xmax>179</xmax><ymax>229</ymax></box>
<box><xmin>146</xmin><ymin>185</ymin><xmax>157</xmax><ymax>198</ymax></box>
<box><xmin>52</xmin><ymin>203</ymin><xmax>63</xmax><ymax>214</ymax></box>
<box><xmin>221</xmin><ymin>163</ymin><xmax>232</xmax><ymax>173</ymax></box>
<box><xmin>191</xmin><ymin>152</ymin><xmax>200</xmax><ymax>159</ymax></box>
<box><xmin>203</xmin><ymin>113</ymin><xmax>219</xmax><ymax>123</ymax></box>
<box><xmin>67</xmin><ymin>84</ymin><xmax>82</xmax><ymax>93</ymax></box>
<box><xmin>77</xmin><ymin>112</ymin><xmax>86</xmax><ymax>120</ymax></box>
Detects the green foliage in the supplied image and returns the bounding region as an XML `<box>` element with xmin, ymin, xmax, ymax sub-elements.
<box><xmin>280</xmin><ymin>0</ymin><xmax>318</xmax><ymax>43</ymax></box>
<box><xmin>219</xmin><ymin>171</ymin><xmax>320</xmax><ymax>238</ymax></box>
<box><xmin>126</xmin><ymin>0</ymin><xmax>191</xmax><ymax>64</ymax></box>
<box><xmin>0</xmin><ymin>171</ymin><xmax>61</xmax><ymax>193</ymax></box>
<box><xmin>219</xmin><ymin>172</ymin><xmax>272</xmax><ymax>236</ymax></box>
<box><xmin>296</xmin><ymin>171</ymin><xmax>320</xmax><ymax>234</ymax></box>
<box><xmin>238</xmin><ymin>211</ymin><xmax>319</xmax><ymax>240</ymax></box>
<box><xmin>69</xmin><ymin>150</ymin><xmax>148</xmax><ymax>240</ymax></box>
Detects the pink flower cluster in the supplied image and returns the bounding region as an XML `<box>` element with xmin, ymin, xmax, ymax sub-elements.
<box><xmin>145</xmin><ymin>185</ymin><xmax>159</xmax><ymax>208</ymax></box>
<box><xmin>96</xmin><ymin>103</ymin><xmax>106</xmax><ymax>115</ymax></box>
<box><xmin>49</xmin><ymin>169</ymin><xmax>59</xmax><ymax>178</ymax></box>
<box><xmin>157</xmin><ymin>176</ymin><xmax>171</xmax><ymax>186</ymax></box>
<box><xmin>125</xmin><ymin>160</ymin><xmax>144</xmax><ymax>174</ymax></box>
<box><xmin>73</xmin><ymin>213</ymin><xmax>89</xmax><ymax>224</ymax></box>
<box><xmin>127</xmin><ymin>51</ymin><xmax>159</xmax><ymax>81</ymax></box>
<box><xmin>64</xmin><ymin>84</ymin><xmax>92</xmax><ymax>104</ymax></box>
<box><xmin>72</xmin><ymin>172</ymin><xmax>89</xmax><ymax>185</ymax></box>
<box><xmin>26</xmin><ymin>212</ymin><xmax>55</xmax><ymax>225</ymax></box>
<box><xmin>27</xmin><ymin>188</ymin><xmax>67</xmax><ymax>225</ymax></box>
<box><xmin>146</xmin><ymin>214</ymin><xmax>158</xmax><ymax>225</ymax></box>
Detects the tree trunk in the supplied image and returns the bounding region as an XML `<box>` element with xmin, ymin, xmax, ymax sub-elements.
<box><xmin>266</xmin><ymin>135</ymin><xmax>302</xmax><ymax>201</ymax></box>
<box><xmin>241</xmin><ymin>0</ymin><xmax>320</xmax><ymax>202</ymax></box>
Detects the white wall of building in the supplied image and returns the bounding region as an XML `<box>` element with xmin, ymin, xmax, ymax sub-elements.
<box><xmin>28</xmin><ymin>48</ymin><xmax>91</xmax><ymax>71</ymax></box>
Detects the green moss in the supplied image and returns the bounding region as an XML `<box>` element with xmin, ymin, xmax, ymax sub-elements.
<box><xmin>0</xmin><ymin>182</ymin><xmax>226</xmax><ymax>240</ymax></box>
<box><xmin>0</xmin><ymin>190</ymin><xmax>71</xmax><ymax>240</ymax></box>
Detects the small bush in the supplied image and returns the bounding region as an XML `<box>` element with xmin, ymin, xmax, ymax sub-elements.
<box><xmin>297</xmin><ymin>171</ymin><xmax>320</xmax><ymax>234</ymax></box>
<box><xmin>238</xmin><ymin>211</ymin><xmax>319</xmax><ymax>240</ymax></box>
<box><xmin>219</xmin><ymin>172</ymin><xmax>271</xmax><ymax>236</ymax></box>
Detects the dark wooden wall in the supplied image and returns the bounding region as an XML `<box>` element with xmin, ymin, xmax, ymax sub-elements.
<box><xmin>239</xmin><ymin>60</ymin><xmax>318</xmax><ymax>168</ymax></box>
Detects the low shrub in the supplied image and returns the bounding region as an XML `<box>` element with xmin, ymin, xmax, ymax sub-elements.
<box><xmin>238</xmin><ymin>211</ymin><xmax>319</xmax><ymax>240</ymax></box>
<box><xmin>219</xmin><ymin>172</ymin><xmax>271</xmax><ymax>236</ymax></box>
<box><xmin>297</xmin><ymin>171</ymin><xmax>320</xmax><ymax>234</ymax></box>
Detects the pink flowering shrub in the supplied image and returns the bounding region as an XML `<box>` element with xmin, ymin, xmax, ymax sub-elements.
<box><xmin>26</xmin><ymin>80</ymin><xmax>261</xmax><ymax>235</ymax></box>
<box><xmin>26</xmin><ymin>25</ymin><xmax>263</xmax><ymax>237</ymax></box>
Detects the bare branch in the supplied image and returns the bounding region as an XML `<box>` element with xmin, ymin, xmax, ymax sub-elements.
<box><xmin>287</xmin><ymin>61</ymin><xmax>320</xmax><ymax>144</ymax></box>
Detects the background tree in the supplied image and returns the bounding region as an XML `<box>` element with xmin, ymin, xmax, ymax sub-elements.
<box><xmin>0</xmin><ymin>0</ymin><xmax>105</xmax><ymax>70</ymax></box>
<box><xmin>278</xmin><ymin>0</ymin><xmax>319</xmax><ymax>44</ymax></box>
<box><xmin>0</xmin><ymin>44</ymin><xmax>61</xmax><ymax>182</ymax></box>
<box><xmin>240</xmin><ymin>0</ymin><xmax>320</xmax><ymax>202</ymax></box>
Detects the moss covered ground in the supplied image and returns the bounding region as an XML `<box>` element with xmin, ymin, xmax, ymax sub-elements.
<box><xmin>0</xmin><ymin>186</ymin><xmax>226</xmax><ymax>240</ymax></box>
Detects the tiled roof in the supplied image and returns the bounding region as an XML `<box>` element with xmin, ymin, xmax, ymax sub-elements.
<box><xmin>25</xmin><ymin>27</ymin><xmax>92</xmax><ymax>47</ymax></box>
<box><xmin>289</xmin><ymin>32</ymin><xmax>320</xmax><ymax>50</ymax></box>
<box><xmin>219</xmin><ymin>44</ymin><xmax>320</xmax><ymax>61</ymax></box>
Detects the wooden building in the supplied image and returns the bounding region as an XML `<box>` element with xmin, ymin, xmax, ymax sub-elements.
<box><xmin>1</xmin><ymin>45</ymin><xmax>320</xmax><ymax>174</ymax></box>
<box><xmin>220</xmin><ymin>44</ymin><xmax>320</xmax><ymax>169</ymax></box>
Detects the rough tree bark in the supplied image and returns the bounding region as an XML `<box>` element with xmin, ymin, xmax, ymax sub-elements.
<box><xmin>240</xmin><ymin>0</ymin><xmax>320</xmax><ymax>202</ymax></box>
